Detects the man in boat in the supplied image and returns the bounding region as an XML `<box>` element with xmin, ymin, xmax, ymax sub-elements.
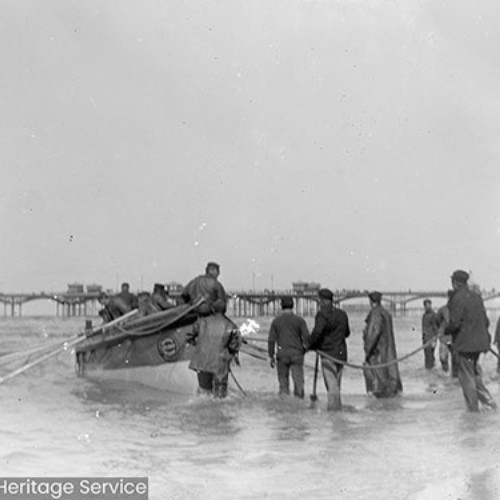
<box><xmin>151</xmin><ymin>283</ymin><xmax>173</xmax><ymax>311</ymax></box>
<box><xmin>495</xmin><ymin>316</ymin><xmax>500</xmax><ymax>374</ymax></box>
<box><xmin>267</xmin><ymin>296</ymin><xmax>310</xmax><ymax>399</ymax></box>
<box><xmin>363</xmin><ymin>291</ymin><xmax>403</xmax><ymax>398</ymax></box>
<box><xmin>137</xmin><ymin>291</ymin><xmax>155</xmax><ymax>317</ymax></box>
<box><xmin>97</xmin><ymin>292</ymin><xmax>131</xmax><ymax>322</ymax></box>
<box><xmin>421</xmin><ymin>299</ymin><xmax>438</xmax><ymax>369</ymax></box>
<box><xmin>436</xmin><ymin>290</ymin><xmax>458</xmax><ymax>376</ymax></box>
<box><xmin>116</xmin><ymin>282</ymin><xmax>138</xmax><ymax>310</ymax></box>
<box><xmin>445</xmin><ymin>270</ymin><xmax>496</xmax><ymax>411</ymax></box>
<box><xmin>182</xmin><ymin>261</ymin><xmax>227</xmax><ymax>316</ymax></box>
<box><xmin>307</xmin><ymin>288</ymin><xmax>350</xmax><ymax>410</ymax></box>
<box><xmin>186</xmin><ymin>301</ymin><xmax>241</xmax><ymax>398</ymax></box>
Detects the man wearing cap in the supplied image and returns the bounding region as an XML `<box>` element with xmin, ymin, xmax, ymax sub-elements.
<box><xmin>268</xmin><ymin>296</ymin><xmax>310</xmax><ymax>398</ymax></box>
<box><xmin>182</xmin><ymin>262</ymin><xmax>227</xmax><ymax>316</ymax></box>
<box><xmin>363</xmin><ymin>291</ymin><xmax>402</xmax><ymax>398</ymax></box>
<box><xmin>436</xmin><ymin>290</ymin><xmax>458</xmax><ymax>376</ymax></box>
<box><xmin>307</xmin><ymin>288</ymin><xmax>350</xmax><ymax>410</ymax></box>
<box><xmin>445</xmin><ymin>270</ymin><xmax>496</xmax><ymax>411</ymax></box>
<box><xmin>187</xmin><ymin>302</ymin><xmax>241</xmax><ymax>398</ymax></box>
<box><xmin>151</xmin><ymin>283</ymin><xmax>173</xmax><ymax>311</ymax></box>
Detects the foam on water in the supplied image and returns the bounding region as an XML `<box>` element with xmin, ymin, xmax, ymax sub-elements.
<box><xmin>1</xmin><ymin>312</ymin><xmax>500</xmax><ymax>499</ymax></box>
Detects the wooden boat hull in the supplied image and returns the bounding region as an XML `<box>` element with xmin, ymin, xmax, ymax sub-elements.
<box><xmin>75</xmin><ymin>304</ymin><xmax>200</xmax><ymax>394</ymax></box>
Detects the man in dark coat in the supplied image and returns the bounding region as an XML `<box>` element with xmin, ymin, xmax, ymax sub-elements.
<box><xmin>182</xmin><ymin>262</ymin><xmax>227</xmax><ymax>316</ymax></box>
<box><xmin>421</xmin><ymin>299</ymin><xmax>438</xmax><ymax>369</ymax></box>
<box><xmin>116</xmin><ymin>282</ymin><xmax>138</xmax><ymax>310</ymax></box>
<box><xmin>151</xmin><ymin>283</ymin><xmax>173</xmax><ymax>311</ymax></box>
<box><xmin>186</xmin><ymin>302</ymin><xmax>241</xmax><ymax>398</ymax></box>
<box><xmin>97</xmin><ymin>292</ymin><xmax>131</xmax><ymax>322</ymax></box>
<box><xmin>268</xmin><ymin>296</ymin><xmax>310</xmax><ymax>398</ymax></box>
<box><xmin>363</xmin><ymin>291</ymin><xmax>403</xmax><ymax>398</ymax></box>
<box><xmin>445</xmin><ymin>270</ymin><xmax>496</xmax><ymax>411</ymax></box>
<box><xmin>307</xmin><ymin>288</ymin><xmax>350</xmax><ymax>411</ymax></box>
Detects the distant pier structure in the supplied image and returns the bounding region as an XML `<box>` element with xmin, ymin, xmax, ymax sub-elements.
<box><xmin>0</xmin><ymin>283</ymin><xmax>103</xmax><ymax>317</ymax></box>
<box><xmin>1</xmin><ymin>285</ymin><xmax>499</xmax><ymax>318</ymax></box>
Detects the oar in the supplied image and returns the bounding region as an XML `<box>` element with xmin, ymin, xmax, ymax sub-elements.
<box><xmin>0</xmin><ymin>309</ymin><xmax>138</xmax><ymax>366</ymax></box>
<box><xmin>310</xmin><ymin>352</ymin><xmax>319</xmax><ymax>406</ymax></box>
<box><xmin>0</xmin><ymin>309</ymin><xmax>138</xmax><ymax>385</ymax></box>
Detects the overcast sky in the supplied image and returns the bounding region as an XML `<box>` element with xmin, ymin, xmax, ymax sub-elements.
<box><xmin>1</xmin><ymin>0</ymin><xmax>499</xmax><ymax>294</ymax></box>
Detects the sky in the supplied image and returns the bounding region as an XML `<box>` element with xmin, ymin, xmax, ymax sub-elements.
<box><xmin>1</xmin><ymin>0</ymin><xmax>500</xmax><ymax>294</ymax></box>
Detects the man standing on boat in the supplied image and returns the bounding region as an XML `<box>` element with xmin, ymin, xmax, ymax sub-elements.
<box><xmin>307</xmin><ymin>288</ymin><xmax>350</xmax><ymax>411</ymax></box>
<box><xmin>182</xmin><ymin>262</ymin><xmax>227</xmax><ymax>316</ymax></box>
<box><xmin>187</xmin><ymin>302</ymin><xmax>241</xmax><ymax>398</ymax></box>
<box><xmin>267</xmin><ymin>296</ymin><xmax>310</xmax><ymax>399</ymax></box>
<box><xmin>445</xmin><ymin>270</ymin><xmax>496</xmax><ymax>412</ymax></box>
<box><xmin>363</xmin><ymin>291</ymin><xmax>402</xmax><ymax>398</ymax></box>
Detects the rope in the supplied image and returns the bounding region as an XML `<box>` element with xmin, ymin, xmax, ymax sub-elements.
<box><xmin>244</xmin><ymin>335</ymin><xmax>439</xmax><ymax>371</ymax></box>
<box><xmin>229</xmin><ymin>367</ymin><xmax>248</xmax><ymax>397</ymax></box>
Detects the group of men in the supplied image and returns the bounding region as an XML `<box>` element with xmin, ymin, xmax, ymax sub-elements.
<box><xmin>267</xmin><ymin>288</ymin><xmax>403</xmax><ymax>411</ymax></box>
<box><xmin>267</xmin><ymin>269</ymin><xmax>497</xmax><ymax>413</ymax></box>
<box><xmin>97</xmin><ymin>281</ymin><xmax>176</xmax><ymax>321</ymax></box>
<box><xmin>98</xmin><ymin>264</ymin><xmax>497</xmax><ymax>412</ymax></box>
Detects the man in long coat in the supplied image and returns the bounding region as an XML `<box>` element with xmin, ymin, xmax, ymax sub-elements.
<box><xmin>363</xmin><ymin>291</ymin><xmax>402</xmax><ymax>398</ymax></box>
<box><xmin>187</xmin><ymin>302</ymin><xmax>241</xmax><ymax>398</ymax></box>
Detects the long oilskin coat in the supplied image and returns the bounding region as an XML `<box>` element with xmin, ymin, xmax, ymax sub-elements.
<box><xmin>363</xmin><ymin>305</ymin><xmax>403</xmax><ymax>398</ymax></box>
<box><xmin>188</xmin><ymin>314</ymin><xmax>239</xmax><ymax>380</ymax></box>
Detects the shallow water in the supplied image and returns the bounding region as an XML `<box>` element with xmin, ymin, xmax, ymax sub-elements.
<box><xmin>1</xmin><ymin>311</ymin><xmax>500</xmax><ymax>499</ymax></box>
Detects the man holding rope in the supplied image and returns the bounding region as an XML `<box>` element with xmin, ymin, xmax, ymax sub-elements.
<box><xmin>445</xmin><ymin>270</ymin><xmax>496</xmax><ymax>412</ymax></box>
<box><xmin>363</xmin><ymin>291</ymin><xmax>403</xmax><ymax>398</ymax></box>
<box><xmin>307</xmin><ymin>288</ymin><xmax>350</xmax><ymax>411</ymax></box>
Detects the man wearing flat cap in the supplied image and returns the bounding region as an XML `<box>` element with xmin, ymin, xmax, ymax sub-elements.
<box><xmin>307</xmin><ymin>288</ymin><xmax>351</xmax><ymax>410</ymax></box>
<box><xmin>445</xmin><ymin>270</ymin><xmax>496</xmax><ymax>411</ymax></box>
<box><xmin>363</xmin><ymin>291</ymin><xmax>402</xmax><ymax>398</ymax></box>
<box><xmin>268</xmin><ymin>296</ymin><xmax>310</xmax><ymax>398</ymax></box>
<box><xmin>182</xmin><ymin>261</ymin><xmax>227</xmax><ymax>316</ymax></box>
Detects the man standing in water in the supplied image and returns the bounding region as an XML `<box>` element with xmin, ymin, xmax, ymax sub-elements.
<box><xmin>363</xmin><ymin>291</ymin><xmax>403</xmax><ymax>398</ymax></box>
<box><xmin>187</xmin><ymin>302</ymin><xmax>241</xmax><ymax>398</ymax></box>
<box><xmin>445</xmin><ymin>270</ymin><xmax>496</xmax><ymax>412</ymax></box>
<box><xmin>421</xmin><ymin>299</ymin><xmax>438</xmax><ymax>369</ymax></box>
<box><xmin>307</xmin><ymin>288</ymin><xmax>350</xmax><ymax>411</ymax></box>
<box><xmin>182</xmin><ymin>262</ymin><xmax>227</xmax><ymax>316</ymax></box>
<box><xmin>436</xmin><ymin>290</ymin><xmax>458</xmax><ymax>376</ymax></box>
<box><xmin>268</xmin><ymin>296</ymin><xmax>310</xmax><ymax>399</ymax></box>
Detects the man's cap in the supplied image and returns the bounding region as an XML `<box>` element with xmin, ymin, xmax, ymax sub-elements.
<box><xmin>153</xmin><ymin>283</ymin><xmax>165</xmax><ymax>291</ymax></box>
<box><xmin>318</xmin><ymin>288</ymin><xmax>334</xmax><ymax>301</ymax></box>
<box><xmin>98</xmin><ymin>291</ymin><xmax>108</xmax><ymax>300</ymax></box>
<box><xmin>451</xmin><ymin>269</ymin><xmax>469</xmax><ymax>283</ymax></box>
<box><xmin>368</xmin><ymin>291</ymin><xmax>382</xmax><ymax>303</ymax></box>
<box><xmin>280</xmin><ymin>296</ymin><xmax>294</xmax><ymax>309</ymax></box>
<box><xmin>206</xmin><ymin>261</ymin><xmax>220</xmax><ymax>271</ymax></box>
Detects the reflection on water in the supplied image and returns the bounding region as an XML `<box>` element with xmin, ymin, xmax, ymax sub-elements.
<box><xmin>1</xmin><ymin>313</ymin><xmax>500</xmax><ymax>499</ymax></box>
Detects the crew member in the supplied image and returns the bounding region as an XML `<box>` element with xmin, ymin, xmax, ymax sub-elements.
<box><xmin>186</xmin><ymin>302</ymin><xmax>241</xmax><ymax>398</ymax></box>
<box><xmin>445</xmin><ymin>270</ymin><xmax>496</xmax><ymax>411</ymax></box>
<box><xmin>363</xmin><ymin>291</ymin><xmax>403</xmax><ymax>398</ymax></box>
<box><xmin>268</xmin><ymin>296</ymin><xmax>310</xmax><ymax>399</ymax></box>
<box><xmin>308</xmin><ymin>288</ymin><xmax>350</xmax><ymax>411</ymax></box>
<box><xmin>182</xmin><ymin>262</ymin><xmax>227</xmax><ymax>316</ymax></box>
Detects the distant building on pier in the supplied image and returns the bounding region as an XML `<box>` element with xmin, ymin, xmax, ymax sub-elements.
<box><xmin>166</xmin><ymin>281</ymin><xmax>183</xmax><ymax>294</ymax></box>
<box><xmin>67</xmin><ymin>283</ymin><xmax>84</xmax><ymax>294</ymax></box>
<box><xmin>292</xmin><ymin>281</ymin><xmax>321</xmax><ymax>295</ymax></box>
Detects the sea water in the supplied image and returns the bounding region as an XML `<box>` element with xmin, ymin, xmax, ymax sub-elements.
<box><xmin>1</xmin><ymin>310</ymin><xmax>500</xmax><ymax>500</ymax></box>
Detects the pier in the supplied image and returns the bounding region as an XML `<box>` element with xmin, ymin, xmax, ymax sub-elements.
<box><xmin>1</xmin><ymin>289</ymin><xmax>498</xmax><ymax>318</ymax></box>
